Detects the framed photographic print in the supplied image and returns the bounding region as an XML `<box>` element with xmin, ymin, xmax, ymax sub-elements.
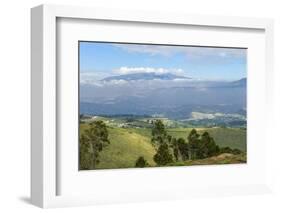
<box><xmin>78</xmin><ymin>41</ymin><xmax>247</xmax><ymax>170</ymax></box>
<box><xmin>31</xmin><ymin>4</ymin><xmax>274</xmax><ymax>208</ymax></box>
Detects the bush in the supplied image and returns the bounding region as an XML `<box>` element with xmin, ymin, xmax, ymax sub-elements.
<box><xmin>135</xmin><ymin>156</ymin><xmax>149</xmax><ymax>168</ymax></box>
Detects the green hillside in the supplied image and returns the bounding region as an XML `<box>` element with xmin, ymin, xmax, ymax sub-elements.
<box><xmin>80</xmin><ymin>122</ymin><xmax>246</xmax><ymax>169</ymax></box>
<box><xmin>165</xmin><ymin>127</ymin><xmax>246</xmax><ymax>152</ymax></box>
<box><xmin>80</xmin><ymin>124</ymin><xmax>156</xmax><ymax>169</ymax></box>
<box><xmin>169</xmin><ymin>153</ymin><xmax>246</xmax><ymax>167</ymax></box>
<box><xmin>130</xmin><ymin>127</ymin><xmax>246</xmax><ymax>152</ymax></box>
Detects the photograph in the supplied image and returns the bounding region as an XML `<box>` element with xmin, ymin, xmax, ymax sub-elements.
<box><xmin>79</xmin><ymin>41</ymin><xmax>247</xmax><ymax>170</ymax></box>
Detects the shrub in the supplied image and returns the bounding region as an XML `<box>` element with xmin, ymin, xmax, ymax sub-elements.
<box><xmin>135</xmin><ymin>156</ymin><xmax>149</xmax><ymax>168</ymax></box>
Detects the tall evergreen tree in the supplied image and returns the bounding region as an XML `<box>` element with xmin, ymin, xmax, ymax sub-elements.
<box><xmin>187</xmin><ymin>129</ymin><xmax>200</xmax><ymax>160</ymax></box>
<box><xmin>79</xmin><ymin>135</ymin><xmax>92</xmax><ymax>170</ymax></box>
<box><xmin>151</xmin><ymin>119</ymin><xmax>174</xmax><ymax>165</ymax></box>
<box><xmin>177</xmin><ymin>138</ymin><xmax>189</xmax><ymax>161</ymax></box>
<box><xmin>153</xmin><ymin>142</ymin><xmax>173</xmax><ymax>166</ymax></box>
<box><xmin>151</xmin><ymin>120</ymin><xmax>167</xmax><ymax>146</ymax></box>
<box><xmin>171</xmin><ymin>138</ymin><xmax>179</xmax><ymax>161</ymax></box>
<box><xmin>79</xmin><ymin>120</ymin><xmax>110</xmax><ymax>169</ymax></box>
<box><xmin>200</xmin><ymin>131</ymin><xmax>219</xmax><ymax>158</ymax></box>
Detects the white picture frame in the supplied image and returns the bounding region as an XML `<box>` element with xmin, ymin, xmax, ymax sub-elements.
<box><xmin>31</xmin><ymin>4</ymin><xmax>274</xmax><ymax>208</ymax></box>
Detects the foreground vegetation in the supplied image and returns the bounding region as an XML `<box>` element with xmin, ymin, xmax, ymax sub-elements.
<box><xmin>79</xmin><ymin>117</ymin><xmax>246</xmax><ymax>170</ymax></box>
<box><xmin>168</xmin><ymin>153</ymin><xmax>246</xmax><ymax>166</ymax></box>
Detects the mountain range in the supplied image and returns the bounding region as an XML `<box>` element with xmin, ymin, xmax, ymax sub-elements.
<box><xmin>80</xmin><ymin>72</ymin><xmax>246</xmax><ymax>120</ymax></box>
<box><xmin>102</xmin><ymin>72</ymin><xmax>191</xmax><ymax>81</ymax></box>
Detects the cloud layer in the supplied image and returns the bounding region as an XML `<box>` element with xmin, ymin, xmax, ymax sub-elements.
<box><xmin>113</xmin><ymin>44</ymin><xmax>246</xmax><ymax>60</ymax></box>
<box><xmin>113</xmin><ymin>67</ymin><xmax>185</xmax><ymax>75</ymax></box>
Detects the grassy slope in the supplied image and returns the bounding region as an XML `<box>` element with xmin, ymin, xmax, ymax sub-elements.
<box><xmin>80</xmin><ymin>124</ymin><xmax>156</xmax><ymax>169</ymax></box>
<box><xmin>166</xmin><ymin>127</ymin><xmax>246</xmax><ymax>152</ymax></box>
<box><xmin>129</xmin><ymin>127</ymin><xmax>246</xmax><ymax>151</ymax></box>
<box><xmin>169</xmin><ymin>153</ymin><xmax>246</xmax><ymax>167</ymax></box>
<box><xmin>80</xmin><ymin>123</ymin><xmax>246</xmax><ymax>169</ymax></box>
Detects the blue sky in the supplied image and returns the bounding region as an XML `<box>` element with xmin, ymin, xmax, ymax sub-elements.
<box><xmin>79</xmin><ymin>42</ymin><xmax>247</xmax><ymax>81</ymax></box>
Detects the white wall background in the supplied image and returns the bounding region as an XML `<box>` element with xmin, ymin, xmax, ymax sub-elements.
<box><xmin>0</xmin><ymin>0</ymin><xmax>280</xmax><ymax>212</ymax></box>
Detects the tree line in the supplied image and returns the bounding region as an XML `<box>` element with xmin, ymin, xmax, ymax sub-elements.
<box><xmin>135</xmin><ymin>120</ymin><xmax>242</xmax><ymax>168</ymax></box>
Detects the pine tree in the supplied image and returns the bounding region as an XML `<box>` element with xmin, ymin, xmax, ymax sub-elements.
<box><xmin>151</xmin><ymin>120</ymin><xmax>167</xmax><ymax>146</ymax></box>
<box><xmin>79</xmin><ymin>120</ymin><xmax>110</xmax><ymax>169</ymax></box>
<box><xmin>153</xmin><ymin>143</ymin><xmax>173</xmax><ymax>166</ymax></box>
<box><xmin>187</xmin><ymin>129</ymin><xmax>200</xmax><ymax>160</ymax></box>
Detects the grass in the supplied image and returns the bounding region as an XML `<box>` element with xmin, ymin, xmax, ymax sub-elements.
<box><xmin>168</xmin><ymin>153</ymin><xmax>247</xmax><ymax>166</ymax></box>
<box><xmin>80</xmin><ymin>123</ymin><xmax>246</xmax><ymax>169</ymax></box>
<box><xmin>167</xmin><ymin>127</ymin><xmax>246</xmax><ymax>152</ymax></box>
<box><xmin>80</xmin><ymin>124</ymin><xmax>156</xmax><ymax>169</ymax></box>
<box><xmin>129</xmin><ymin>127</ymin><xmax>246</xmax><ymax>152</ymax></box>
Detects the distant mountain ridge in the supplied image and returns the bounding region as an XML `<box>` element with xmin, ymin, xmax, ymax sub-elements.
<box><xmin>231</xmin><ymin>78</ymin><xmax>246</xmax><ymax>87</ymax></box>
<box><xmin>102</xmin><ymin>72</ymin><xmax>191</xmax><ymax>81</ymax></box>
<box><xmin>80</xmin><ymin>76</ymin><xmax>247</xmax><ymax>120</ymax></box>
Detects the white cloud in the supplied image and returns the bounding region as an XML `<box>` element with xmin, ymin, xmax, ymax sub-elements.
<box><xmin>184</xmin><ymin>47</ymin><xmax>246</xmax><ymax>60</ymax></box>
<box><xmin>172</xmin><ymin>78</ymin><xmax>191</xmax><ymax>82</ymax></box>
<box><xmin>80</xmin><ymin>71</ymin><xmax>109</xmax><ymax>84</ymax></box>
<box><xmin>112</xmin><ymin>44</ymin><xmax>246</xmax><ymax>59</ymax></box>
<box><xmin>104</xmin><ymin>79</ymin><xmax>128</xmax><ymax>85</ymax></box>
<box><xmin>113</xmin><ymin>66</ymin><xmax>186</xmax><ymax>75</ymax></box>
<box><xmin>113</xmin><ymin>44</ymin><xmax>175</xmax><ymax>56</ymax></box>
